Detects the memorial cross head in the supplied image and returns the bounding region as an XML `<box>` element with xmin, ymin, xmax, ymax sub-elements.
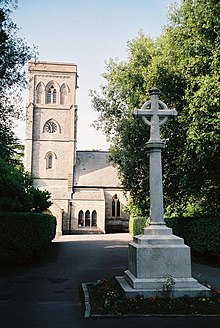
<box><xmin>132</xmin><ymin>87</ymin><xmax>177</xmax><ymax>142</ymax></box>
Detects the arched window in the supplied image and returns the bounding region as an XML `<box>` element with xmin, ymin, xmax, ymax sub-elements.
<box><xmin>47</xmin><ymin>154</ymin><xmax>53</xmax><ymax>169</ymax></box>
<box><xmin>46</xmin><ymin>152</ymin><xmax>53</xmax><ymax>169</ymax></box>
<box><xmin>112</xmin><ymin>199</ymin><xmax>116</xmax><ymax>217</ymax></box>
<box><xmin>117</xmin><ymin>199</ymin><xmax>120</xmax><ymax>217</ymax></box>
<box><xmin>85</xmin><ymin>210</ymin><xmax>90</xmax><ymax>227</ymax></box>
<box><xmin>36</xmin><ymin>82</ymin><xmax>44</xmax><ymax>104</ymax></box>
<box><xmin>60</xmin><ymin>84</ymin><xmax>68</xmax><ymax>105</ymax></box>
<box><xmin>45</xmin><ymin>151</ymin><xmax>57</xmax><ymax>169</ymax></box>
<box><xmin>46</xmin><ymin>85</ymin><xmax>57</xmax><ymax>104</ymax></box>
<box><xmin>78</xmin><ymin>210</ymin><xmax>84</xmax><ymax>227</ymax></box>
<box><xmin>92</xmin><ymin>210</ymin><xmax>97</xmax><ymax>227</ymax></box>
<box><xmin>112</xmin><ymin>194</ymin><xmax>121</xmax><ymax>218</ymax></box>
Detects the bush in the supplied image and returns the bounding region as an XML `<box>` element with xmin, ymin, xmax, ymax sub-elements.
<box><xmin>0</xmin><ymin>212</ymin><xmax>56</xmax><ymax>265</ymax></box>
<box><xmin>129</xmin><ymin>216</ymin><xmax>150</xmax><ymax>236</ymax></box>
<box><xmin>129</xmin><ymin>215</ymin><xmax>220</xmax><ymax>257</ymax></box>
<box><xmin>165</xmin><ymin>216</ymin><xmax>220</xmax><ymax>256</ymax></box>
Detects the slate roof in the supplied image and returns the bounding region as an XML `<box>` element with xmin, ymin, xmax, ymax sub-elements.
<box><xmin>74</xmin><ymin>151</ymin><xmax>121</xmax><ymax>188</ymax></box>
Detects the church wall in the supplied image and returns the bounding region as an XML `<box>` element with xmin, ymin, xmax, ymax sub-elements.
<box><xmin>50</xmin><ymin>202</ymin><xmax>67</xmax><ymax>236</ymax></box>
<box><xmin>104</xmin><ymin>189</ymin><xmax>129</xmax><ymax>220</ymax></box>
<box><xmin>24</xmin><ymin>140</ymin><xmax>33</xmax><ymax>173</ymax></box>
<box><xmin>33</xmin><ymin>178</ymin><xmax>70</xmax><ymax>201</ymax></box>
<box><xmin>72</xmin><ymin>199</ymin><xmax>105</xmax><ymax>233</ymax></box>
<box><xmin>104</xmin><ymin>189</ymin><xmax>129</xmax><ymax>232</ymax></box>
<box><xmin>32</xmin><ymin>107</ymin><xmax>74</xmax><ymax>141</ymax></box>
<box><xmin>24</xmin><ymin>103</ymin><xmax>34</xmax><ymax>172</ymax></box>
<box><xmin>31</xmin><ymin>140</ymin><xmax>74</xmax><ymax>181</ymax></box>
<box><xmin>34</xmin><ymin>181</ymin><xmax>70</xmax><ymax>236</ymax></box>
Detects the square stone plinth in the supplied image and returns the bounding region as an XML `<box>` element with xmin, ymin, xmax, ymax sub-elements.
<box><xmin>117</xmin><ymin>224</ymin><xmax>211</xmax><ymax>298</ymax></box>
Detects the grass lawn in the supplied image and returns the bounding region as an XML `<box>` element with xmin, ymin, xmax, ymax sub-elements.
<box><xmin>87</xmin><ymin>278</ymin><xmax>220</xmax><ymax>315</ymax></box>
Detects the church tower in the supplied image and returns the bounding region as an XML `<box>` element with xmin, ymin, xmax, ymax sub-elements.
<box><xmin>24</xmin><ymin>61</ymin><xmax>78</xmax><ymax>235</ymax></box>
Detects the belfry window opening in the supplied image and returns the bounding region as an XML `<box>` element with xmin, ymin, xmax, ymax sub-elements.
<box><xmin>46</xmin><ymin>85</ymin><xmax>57</xmax><ymax>104</ymax></box>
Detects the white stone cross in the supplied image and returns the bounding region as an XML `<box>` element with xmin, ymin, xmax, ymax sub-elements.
<box><xmin>132</xmin><ymin>87</ymin><xmax>177</xmax><ymax>142</ymax></box>
<box><xmin>132</xmin><ymin>87</ymin><xmax>178</xmax><ymax>225</ymax></box>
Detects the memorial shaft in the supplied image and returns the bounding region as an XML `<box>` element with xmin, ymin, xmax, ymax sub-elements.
<box><xmin>148</xmin><ymin>144</ymin><xmax>164</xmax><ymax>224</ymax></box>
<box><xmin>147</xmin><ymin>89</ymin><xmax>165</xmax><ymax>224</ymax></box>
<box><xmin>133</xmin><ymin>87</ymin><xmax>177</xmax><ymax>224</ymax></box>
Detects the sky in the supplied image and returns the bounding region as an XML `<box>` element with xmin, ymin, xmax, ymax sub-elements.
<box><xmin>12</xmin><ymin>0</ymin><xmax>178</xmax><ymax>150</ymax></box>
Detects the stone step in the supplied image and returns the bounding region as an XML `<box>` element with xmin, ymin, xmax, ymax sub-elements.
<box><xmin>116</xmin><ymin>276</ymin><xmax>211</xmax><ymax>298</ymax></box>
<box><xmin>64</xmin><ymin>228</ymin><xmax>104</xmax><ymax>235</ymax></box>
<box><xmin>133</xmin><ymin>234</ymin><xmax>184</xmax><ymax>246</ymax></box>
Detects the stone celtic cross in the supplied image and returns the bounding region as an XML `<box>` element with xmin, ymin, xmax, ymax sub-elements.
<box><xmin>132</xmin><ymin>87</ymin><xmax>177</xmax><ymax>225</ymax></box>
<box><xmin>133</xmin><ymin>87</ymin><xmax>177</xmax><ymax>142</ymax></box>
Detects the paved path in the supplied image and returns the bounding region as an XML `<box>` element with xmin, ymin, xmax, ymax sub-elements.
<box><xmin>0</xmin><ymin>233</ymin><xmax>219</xmax><ymax>328</ymax></box>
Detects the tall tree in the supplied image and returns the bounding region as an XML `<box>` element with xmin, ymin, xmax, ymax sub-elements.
<box><xmin>91</xmin><ymin>0</ymin><xmax>220</xmax><ymax>217</ymax></box>
<box><xmin>0</xmin><ymin>1</ymin><xmax>53</xmax><ymax>213</ymax></box>
<box><xmin>0</xmin><ymin>0</ymin><xmax>33</xmax><ymax>163</ymax></box>
<box><xmin>158</xmin><ymin>0</ymin><xmax>220</xmax><ymax>215</ymax></box>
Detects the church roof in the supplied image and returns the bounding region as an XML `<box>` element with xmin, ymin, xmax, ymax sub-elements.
<box><xmin>74</xmin><ymin>151</ymin><xmax>121</xmax><ymax>188</ymax></box>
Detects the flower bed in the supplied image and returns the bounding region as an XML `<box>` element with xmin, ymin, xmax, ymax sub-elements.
<box><xmin>87</xmin><ymin>278</ymin><xmax>220</xmax><ymax>316</ymax></box>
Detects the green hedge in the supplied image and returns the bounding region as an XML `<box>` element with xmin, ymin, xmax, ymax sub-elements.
<box><xmin>129</xmin><ymin>216</ymin><xmax>150</xmax><ymax>236</ymax></box>
<box><xmin>165</xmin><ymin>216</ymin><xmax>220</xmax><ymax>256</ymax></box>
<box><xmin>0</xmin><ymin>212</ymin><xmax>56</xmax><ymax>265</ymax></box>
<box><xmin>129</xmin><ymin>216</ymin><xmax>220</xmax><ymax>256</ymax></box>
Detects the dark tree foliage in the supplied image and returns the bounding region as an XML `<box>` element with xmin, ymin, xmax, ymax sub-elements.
<box><xmin>0</xmin><ymin>1</ymin><xmax>52</xmax><ymax>213</ymax></box>
<box><xmin>0</xmin><ymin>158</ymin><xmax>52</xmax><ymax>213</ymax></box>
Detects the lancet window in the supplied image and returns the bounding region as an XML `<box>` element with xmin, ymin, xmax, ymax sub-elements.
<box><xmin>45</xmin><ymin>152</ymin><xmax>55</xmax><ymax>169</ymax></box>
<box><xmin>112</xmin><ymin>194</ymin><xmax>120</xmax><ymax>218</ymax></box>
<box><xmin>85</xmin><ymin>210</ymin><xmax>91</xmax><ymax>227</ymax></box>
<box><xmin>92</xmin><ymin>210</ymin><xmax>97</xmax><ymax>227</ymax></box>
<box><xmin>78</xmin><ymin>210</ymin><xmax>84</xmax><ymax>227</ymax></box>
<box><xmin>78</xmin><ymin>210</ymin><xmax>98</xmax><ymax>228</ymax></box>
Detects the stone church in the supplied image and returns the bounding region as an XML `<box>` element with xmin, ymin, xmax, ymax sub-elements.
<box><xmin>24</xmin><ymin>61</ymin><xmax>129</xmax><ymax>236</ymax></box>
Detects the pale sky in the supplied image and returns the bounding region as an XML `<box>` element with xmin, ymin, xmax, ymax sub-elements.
<box><xmin>12</xmin><ymin>0</ymin><xmax>178</xmax><ymax>150</ymax></box>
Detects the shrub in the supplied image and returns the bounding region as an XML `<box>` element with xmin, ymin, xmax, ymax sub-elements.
<box><xmin>129</xmin><ymin>216</ymin><xmax>149</xmax><ymax>236</ymax></box>
<box><xmin>129</xmin><ymin>215</ymin><xmax>220</xmax><ymax>256</ymax></box>
<box><xmin>0</xmin><ymin>212</ymin><xmax>56</xmax><ymax>265</ymax></box>
<box><xmin>165</xmin><ymin>216</ymin><xmax>220</xmax><ymax>256</ymax></box>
